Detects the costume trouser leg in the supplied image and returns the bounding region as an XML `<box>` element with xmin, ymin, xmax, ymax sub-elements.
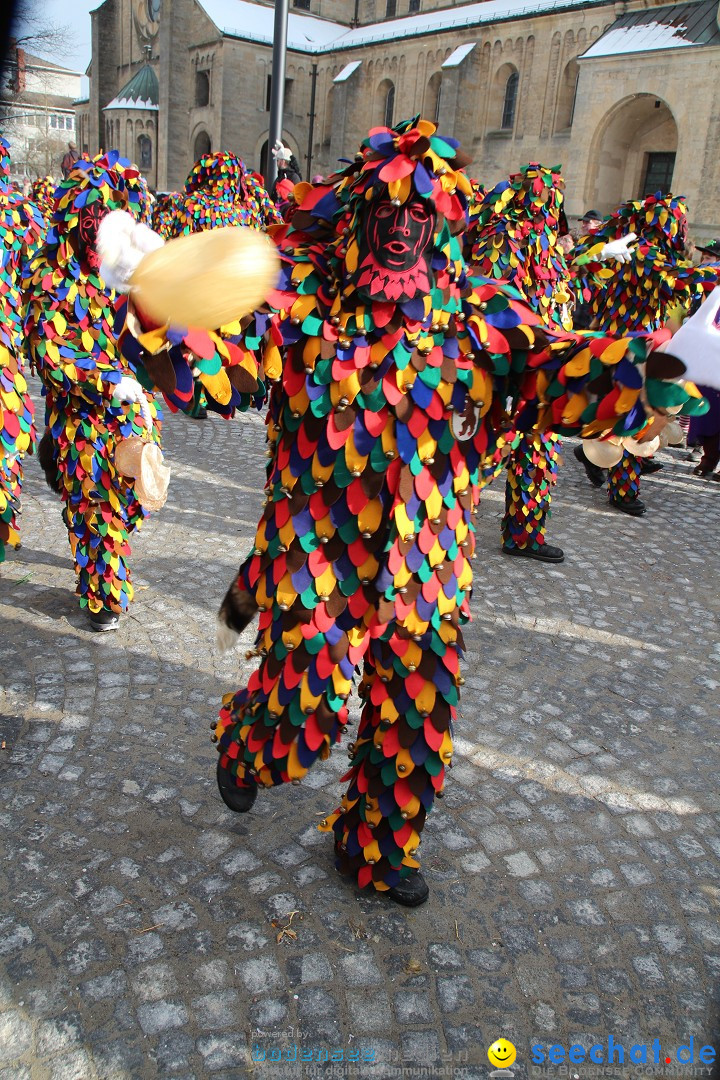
<box><xmin>323</xmin><ymin>628</ymin><xmax>455</xmax><ymax>892</ymax></box>
<box><xmin>0</xmin><ymin>454</ymin><xmax>22</xmax><ymax>562</ymax></box>
<box><xmin>607</xmin><ymin>451</ymin><xmax>641</xmax><ymax>506</ymax></box>
<box><xmin>501</xmin><ymin>430</ymin><xmax>560</xmax><ymax>550</ymax></box>
<box><xmin>50</xmin><ymin>398</ymin><xmax>147</xmax><ymax>613</ymax></box>
<box><xmin>1</xmin><ymin>344</ymin><xmax>35</xmax><ymax>562</ymax></box>
<box><xmin>216</xmin><ymin>594</ymin><xmax>459</xmax><ymax>892</ymax></box>
<box><xmin>699</xmin><ymin>433</ymin><xmax>720</xmax><ymax>474</ymax></box>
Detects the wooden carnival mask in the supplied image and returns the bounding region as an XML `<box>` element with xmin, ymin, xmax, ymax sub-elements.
<box><xmin>355</xmin><ymin>194</ymin><xmax>436</xmax><ymax>302</ymax></box>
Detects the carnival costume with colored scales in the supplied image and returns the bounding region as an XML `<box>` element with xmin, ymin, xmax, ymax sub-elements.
<box><xmin>466</xmin><ymin>163</ymin><xmax>578</xmax><ymax>556</ymax></box>
<box><xmin>24</xmin><ymin>152</ymin><xmax>162</xmax><ymax>615</ymax></box>
<box><xmin>0</xmin><ymin>136</ymin><xmax>45</xmax><ymax>562</ymax></box>
<box><xmin>117</xmin><ymin>120</ymin><xmax>708</xmax><ymax>895</ymax></box>
<box><xmin>575</xmin><ymin>193</ymin><xmax>718</xmax><ymax>507</ymax></box>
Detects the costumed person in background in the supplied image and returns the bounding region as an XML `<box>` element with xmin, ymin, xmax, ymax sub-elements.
<box><xmin>29</xmin><ymin>175</ymin><xmax>57</xmax><ymax>226</ymax></box>
<box><xmin>270</xmin><ymin>141</ymin><xmax>301</xmax><ymax>206</ymax></box>
<box><xmin>165</xmin><ymin>151</ymin><xmax>282</xmax><ymax>418</ymax></box>
<box><xmin>686</xmin><ymin>238</ymin><xmax>720</xmax><ymax>478</ymax></box>
<box><xmin>0</xmin><ymin>135</ymin><xmax>46</xmax><ymax>564</ymax></box>
<box><xmin>151</xmin><ymin>191</ymin><xmax>182</xmax><ymax>240</ymax></box>
<box><xmin>465</xmin><ymin>163</ymin><xmax>570</xmax><ymax>563</ymax></box>
<box><xmin>573</xmin><ymin>193</ymin><xmax>718</xmax><ymax>513</ymax></box>
<box><xmin>24</xmin><ymin>152</ymin><xmax>166</xmax><ymax>631</ymax></box>
<box><xmin>112</xmin><ymin>118</ymin><xmax>713</xmax><ymax>905</ymax></box>
<box><xmin>465</xmin><ymin>164</ymin><xmax>635</xmax><ymax>561</ymax></box>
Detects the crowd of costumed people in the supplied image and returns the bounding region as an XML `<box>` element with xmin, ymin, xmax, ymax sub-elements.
<box><xmin>2</xmin><ymin>121</ymin><xmax>719</xmax><ymax>906</ymax></box>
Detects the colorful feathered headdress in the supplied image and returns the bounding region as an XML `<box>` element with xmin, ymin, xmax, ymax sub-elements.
<box><xmin>589</xmin><ymin>192</ymin><xmax>688</xmax><ymax>255</ymax></box>
<box><xmin>184</xmin><ymin>151</ymin><xmax>247</xmax><ymax>200</ymax></box>
<box><xmin>45</xmin><ymin>150</ymin><xmax>150</xmax><ymax>269</ymax></box>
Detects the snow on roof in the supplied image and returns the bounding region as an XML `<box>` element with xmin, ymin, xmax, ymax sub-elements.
<box><xmin>582</xmin><ymin>0</ymin><xmax>720</xmax><ymax>57</ymax></box>
<box><xmin>199</xmin><ymin>0</ymin><xmax>609</xmax><ymax>54</ymax></box>
<box><xmin>442</xmin><ymin>41</ymin><xmax>477</xmax><ymax>67</ymax></box>
<box><xmin>334</xmin><ymin>60</ymin><xmax>362</xmax><ymax>82</ymax></box>
<box><xmin>199</xmin><ymin>0</ymin><xmax>341</xmax><ymax>49</ymax></box>
<box><xmin>105</xmin><ymin>96</ymin><xmax>159</xmax><ymax>110</ymax></box>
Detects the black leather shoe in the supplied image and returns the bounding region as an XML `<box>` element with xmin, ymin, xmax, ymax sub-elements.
<box><xmin>216</xmin><ymin>760</ymin><xmax>257</xmax><ymax>812</ymax></box>
<box><xmin>88</xmin><ymin>607</ymin><xmax>119</xmax><ymax>632</ymax></box>
<box><xmin>387</xmin><ymin>870</ymin><xmax>429</xmax><ymax>907</ymax></box>
<box><xmin>574</xmin><ymin>444</ymin><xmax>606</xmax><ymax>487</ymax></box>
<box><xmin>610</xmin><ymin>498</ymin><xmax>646</xmax><ymax>516</ymax></box>
<box><xmin>502</xmin><ymin>542</ymin><xmax>564</xmax><ymax>563</ymax></box>
<box><xmin>640</xmin><ymin>459</ymin><xmax>663</xmax><ymax>475</ymax></box>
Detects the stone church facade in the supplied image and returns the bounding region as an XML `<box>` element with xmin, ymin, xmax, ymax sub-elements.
<box><xmin>76</xmin><ymin>0</ymin><xmax>720</xmax><ymax>237</ymax></box>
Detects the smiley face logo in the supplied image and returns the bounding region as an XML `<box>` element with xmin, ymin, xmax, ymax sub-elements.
<box><xmin>487</xmin><ymin>1038</ymin><xmax>517</xmax><ymax>1069</ymax></box>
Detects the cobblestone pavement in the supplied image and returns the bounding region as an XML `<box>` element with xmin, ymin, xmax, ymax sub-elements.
<box><xmin>2</xmin><ymin>382</ymin><xmax>720</xmax><ymax>1080</ymax></box>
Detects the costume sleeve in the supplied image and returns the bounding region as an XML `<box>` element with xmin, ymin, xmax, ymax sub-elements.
<box><xmin>114</xmin><ymin>296</ymin><xmax>272</xmax><ymax>416</ymax></box>
<box><xmin>525</xmin><ymin>328</ymin><xmax>708</xmax><ymax>439</ymax></box>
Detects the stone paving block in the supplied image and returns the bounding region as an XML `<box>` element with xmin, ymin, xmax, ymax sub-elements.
<box><xmin>137</xmin><ymin>1000</ymin><xmax>189</xmax><ymax>1035</ymax></box>
<box><xmin>196</xmin><ymin>1033</ymin><xmax>248</xmax><ymax>1071</ymax></box>
<box><xmin>238</xmin><ymin>957</ymin><xmax>284</xmax><ymax>994</ymax></box>
<box><xmin>47</xmin><ymin>1051</ymin><xmax>95</xmax><ymax>1080</ymax></box>
<box><xmin>192</xmin><ymin>989</ymin><xmax>241</xmax><ymax>1030</ymax></box>
<box><xmin>0</xmin><ymin>1012</ymin><xmax>32</xmax><ymax>1064</ymax></box>
<box><xmin>394</xmin><ymin>989</ymin><xmax>434</xmax><ymax>1024</ymax></box>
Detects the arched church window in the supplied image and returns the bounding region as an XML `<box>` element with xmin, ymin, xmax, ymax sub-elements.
<box><xmin>425</xmin><ymin>72</ymin><xmax>441</xmax><ymax>124</ymax></box>
<box><xmin>501</xmin><ymin>70</ymin><xmax>519</xmax><ymax>130</ymax></box>
<box><xmin>193</xmin><ymin>130</ymin><xmax>211</xmax><ymax>159</ymax></box>
<box><xmin>195</xmin><ymin>71</ymin><xmax>210</xmax><ymax>108</ymax></box>
<box><xmin>555</xmin><ymin>59</ymin><xmax>579</xmax><ymax>131</ymax></box>
<box><xmin>137</xmin><ymin>134</ymin><xmax>152</xmax><ymax>170</ymax></box>
<box><xmin>384</xmin><ymin>83</ymin><xmax>395</xmax><ymax>127</ymax></box>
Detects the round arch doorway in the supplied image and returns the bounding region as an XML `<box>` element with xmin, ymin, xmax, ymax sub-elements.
<box><xmin>585</xmin><ymin>94</ymin><xmax>678</xmax><ymax>213</ymax></box>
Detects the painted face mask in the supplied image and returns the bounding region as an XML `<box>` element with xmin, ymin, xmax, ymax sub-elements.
<box><xmin>77</xmin><ymin>202</ymin><xmax>108</xmax><ymax>274</ymax></box>
<box><xmin>355</xmin><ymin>195</ymin><xmax>436</xmax><ymax>302</ymax></box>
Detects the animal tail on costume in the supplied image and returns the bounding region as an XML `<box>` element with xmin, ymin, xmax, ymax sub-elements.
<box><xmin>37</xmin><ymin>430</ymin><xmax>62</xmax><ymax>495</ymax></box>
<box><xmin>217</xmin><ymin>575</ymin><xmax>259</xmax><ymax>652</ymax></box>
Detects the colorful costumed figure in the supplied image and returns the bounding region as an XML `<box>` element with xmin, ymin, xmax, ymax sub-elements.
<box><xmin>151</xmin><ymin>191</ymin><xmax>183</xmax><ymax>240</ymax></box>
<box><xmin>1</xmin><ymin>136</ymin><xmax>45</xmax><ymax>563</ymax></box>
<box><xmin>164</xmin><ymin>152</ymin><xmax>283</xmax><ymax>418</ymax></box>
<box><xmin>113</xmin><ymin>120</ymin><xmax>713</xmax><ymax>904</ymax></box>
<box><xmin>24</xmin><ymin>151</ymin><xmax>165</xmax><ymax>630</ymax></box>
<box><xmin>465</xmin><ymin>164</ymin><xmax>574</xmax><ymax>563</ymax></box>
<box><xmin>29</xmin><ymin>175</ymin><xmax>57</xmax><ymax>225</ymax></box>
<box><xmin>466</xmin><ymin>164</ymin><xmax>638</xmax><ymax>555</ymax></box>
<box><xmin>176</xmin><ymin>151</ymin><xmax>283</xmax><ymax>236</ymax></box>
<box><xmin>573</xmin><ymin>193</ymin><xmax>718</xmax><ymax>514</ymax></box>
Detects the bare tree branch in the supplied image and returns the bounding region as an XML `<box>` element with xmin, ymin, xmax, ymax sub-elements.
<box><xmin>7</xmin><ymin>0</ymin><xmax>72</xmax><ymax>61</ymax></box>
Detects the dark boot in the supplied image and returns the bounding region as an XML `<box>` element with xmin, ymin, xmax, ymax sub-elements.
<box><xmin>574</xmin><ymin>444</ymin><xmax>606</xmax><ymax>488</ymax></box>
<box><xmin>610</xmin><ymin>498</ymin><xmax>646</xmax><ymax>516</ymax></box>
<box><xmin>216</xmin><ymin>759</ymin><xmax>257</xmax><ymax>812</ymax></box>
<box><xmin>387</xmin><ymin>870</ymin><xmax>429</xmax><ymax>907</ymax></box>
<box><xmin>87</xmin><ymin>607</ymin><xmax>119</xmax><ymax>632</ymax></box>
<box><xmin>502</xmin><ymin>542</ymin><xmax>564</xmax><ymax>563</ymax></box>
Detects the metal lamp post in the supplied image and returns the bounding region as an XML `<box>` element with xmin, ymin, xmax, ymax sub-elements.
<box><xmin>267</xmin><ymin>0</ymin><xmax>289</xmax><ymax>189</ymax></box>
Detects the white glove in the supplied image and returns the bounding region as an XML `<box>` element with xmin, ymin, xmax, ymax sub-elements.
<box><xmin>109</xmin><ymin>374</ymin><xmax>153</xmax><ymax>430</ymax></box>
<box><xmin>656</xmin><ymin>287</ymin><xmax>720</xmax><ymax>389</ymax></box>
<box><xmin>97</xmin><ymin>209</ymin><xmax>164</xmax><ymax>294</ymax></box>
<box><xmin>599</xmin><ymin>232</ymin><xmax>637</xmax><ymax>264</ymax></box>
